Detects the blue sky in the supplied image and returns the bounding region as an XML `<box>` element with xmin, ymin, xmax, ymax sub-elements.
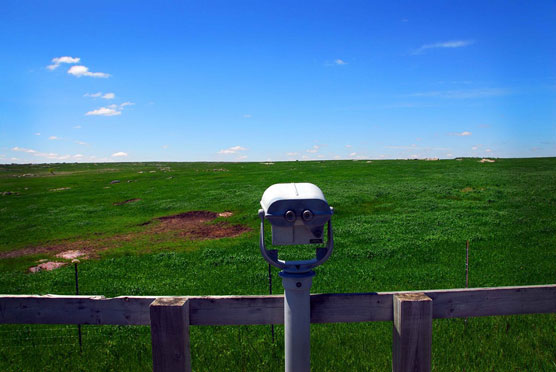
<box><xmin>1</xmin><ymin>1</ymin><xmax>555</xmax><ymax>163</ymax></box>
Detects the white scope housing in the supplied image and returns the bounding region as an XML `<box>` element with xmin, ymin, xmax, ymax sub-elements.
<box><xmin>260</xmin><ymin>183</ymin><xmax>333</xmax><ymax>245</ymax></box>
<box><xmin>259</xmin><ymin>183</ymin><xmax>334</xmax><ymax>273</ymax></box>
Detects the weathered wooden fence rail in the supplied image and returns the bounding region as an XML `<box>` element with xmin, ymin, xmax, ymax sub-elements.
<box><xmin>1</xmin><ymin>284</ymin><xmax>555</xmax><ymax>371</ymax></box>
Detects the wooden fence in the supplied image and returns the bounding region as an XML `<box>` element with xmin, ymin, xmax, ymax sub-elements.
<box><xmin>1</xmin><ymin>284</ymin><xmax>555</xmax><ymax>371</ymax></box>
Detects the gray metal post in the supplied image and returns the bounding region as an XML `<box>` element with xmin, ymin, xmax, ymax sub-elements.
<box><xmin>280</xmin><ymin>271</ymin><xmax>315</xmax><ymax>372</ymax></box>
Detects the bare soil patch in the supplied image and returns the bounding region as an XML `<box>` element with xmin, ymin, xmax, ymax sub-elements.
<box><xmin>479</xmin><ymin>158</ymin><xmax>495</xmax><ymax>163</ymax></box>
<box><xmin>0</xmin><ymin>211</ymin><xmax>250</xmax><ymax>265</ymax></box>
<box><xmin>113</xmin><ymin>198</ymin><xmax>142</xmax><ymax>206</ymax></box>
<box><xmin>56</xmin><ymin>250</ymin><xmax>87</xmax><ymax>259</ymax></box>
<box><xmin>29</xmin><ymin>262</ymin><xmax>67</xmax><ymax>273</ymax></box>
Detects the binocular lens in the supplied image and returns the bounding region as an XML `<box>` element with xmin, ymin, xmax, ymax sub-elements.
<box><xmin>284</xmin><ymin>210</ymin><xmax>296</xmax><ymax>222</ymax></box>
<box><xmin>302</xmin><ymin>209</ymin><xmax>313</xmax><ymax>221</ymax></box>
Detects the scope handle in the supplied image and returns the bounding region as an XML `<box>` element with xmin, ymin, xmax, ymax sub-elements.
<box><xmin>259</xmin><ymin>209</ymin><xmax>333</xmax><ymax>273</ymax></box>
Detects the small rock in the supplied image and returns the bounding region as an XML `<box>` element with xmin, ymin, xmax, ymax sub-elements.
<box><xmin>218</xmin><ymin>212</ymin><xmax>233</xmax><ymax>217</ymax></box>
<box><xmin>110</xmin><ymin>180</ymin><xmax>120</xmax><ymax>184</ymax></box>
<box><xmin>149</xmin><ymin>171</ymin><xmax>156</xmax><ymax>173</ymax></box>
<box><xmin>138</xmin><ymin>171</ymin><xmax>144</xmax><ymax>174</ymax></box>
<box><xmin>49</xmin><ymin>187</ymin><xmax>71</xmax><ymax>192</ymax></box>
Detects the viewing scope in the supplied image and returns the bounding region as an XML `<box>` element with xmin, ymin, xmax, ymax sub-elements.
<box><xmin>258</xmin><ymin>183</ymin><xmax>333</xmax><ymax>273</ymax></box>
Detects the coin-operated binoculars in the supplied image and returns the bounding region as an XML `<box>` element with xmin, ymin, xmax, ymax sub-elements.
<box><xmin>259</xmin><ymin>183</ymin><xmax>333</xmax><ymax>372</ymax></box>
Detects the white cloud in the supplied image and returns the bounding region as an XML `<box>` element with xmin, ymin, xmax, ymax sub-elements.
<box><xmin>34</xmin><ymin>132</ymin><xmax>41</xmax><ymax>136</ymax></box>
<box><xmin>236</xmin><ymin>155</ymin><xmax>248</xmax><ymax>160</ymax></box>
<box><xmin>472</xmin><ymin>146</ymin><xmax>478</xmax><ymax>150</ymax></box>
<box><xmin>218</xmin><ymin>145</ymin><xmax>247</xmax><ymax>154</ymax></box>
<box><xmin>349</xmin><ymin>152</ymin><xmax>357</xmax><ymax>157</ymax></box>
<box><xmin>68</xmin><ymin>65</ymin><xmax>110</xmax><ymax>78</ymax></box>
<box><xmin>162</xmin><ymin>145</ymin><xmax>168</xmax><ymax>149</ymax></box>
<box><xmin>335</xmin><ymin>59</ymin><xmax>347</xmax><ymax>65</ymax></box>
<box><xmin>73</xmin><ymin>125</ymin><xmax>81</xmax><ymax>129</ymax></box>
<box><xmin>47</xmin><ymin>56</ymin><xmax>80</xmax><ymax>70</ymax></box>
<box><xmin>85</xmin><ymin>102</ymin><xmax>133</xmax><ymax>116</ymax></box>
<box><xmin>243</xmin><ymin>114</ymin><xmax>252</xmax><ymax>118</ymax></box>
<box><xmin>111</xmin><ymin>152</ymin><xmax>128</xmax><ymax>157</ymax></box>
<box><xmin>306</xmin><ymin>145</ymin><xmax>320</xmax><ymax>153</ymax></box>
<box><xmin>84</xmin><ymin>92</ymin><xmax>115</xmax><ymax>99</ymax></box>
<box><xmin>85</xmin><ymin>107</ymin><xmax>122</xmax><ymax>116</ymax></box>
<box><xmin>12</xmin><ymin>147</ymin><xmax>36</xmax><ymax>153</ymax></box>
<box><xmin>48</xmin><ymin>136</ymin><xmax>59</xmax><ymax>140</ymax></box>
<box><xmin>75</xmin><ymin>141</ymin><xmax>87</xmax><ymax>145</ymax></box>
<box><xmin>485</xmin><ymin>148</ymin><xmax>492</xmax><ymax>153</ymax></box>
<box><xmin>286</xmin><ymin>152</ymin><xmax>299</xmax><ymax>156</ymax></box>
<box><xmin>345</xmin><ymin>144</ymin><xmax>352</xmax><ymax>148</ymax></box>
<box><xmin>73</xmin><ymin>154</ymin><xmax>84</xmax><ymax>158</ymax></box>
<box><xmin>12</xmin><ymin>146</ymin><xmax>79</xmax><ymax>161</ymax></box>
<box><xmin>413</xmin><ymin>40</ymin><xmax>474</xmax><ymax>54</ymax></box>
<box><xmin>450</xmin><ymin>131</ymin><xmax>472</xmax><ymax>136</ymax></box>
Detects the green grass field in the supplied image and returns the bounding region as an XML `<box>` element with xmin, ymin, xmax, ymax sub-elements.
<box><xmin>1</xmin><ymin>158</ymin><xmax>555</xmax><ymax>371</ymax></box>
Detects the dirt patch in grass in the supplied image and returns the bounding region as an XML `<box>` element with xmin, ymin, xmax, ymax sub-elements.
<box><xmin>29</xmin><ymin>261</ymin><xmax>67</xmax><ymax>273</ymax></box>
<box><xmin>56</xmin><ymin>250</ymin><xmax>87</xmax><ymax>259</ymax></box>
<box><xmin>113</xmin><ymin>198</ymin><xmax>142</xmax><ymax>206</ymax></box>
<box><xmin>0</xmin><ymin>211</ymin><xmax>250</xmax><ymax>262</ymax></box>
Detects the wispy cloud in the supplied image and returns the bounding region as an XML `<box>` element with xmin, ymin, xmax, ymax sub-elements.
<box><xmin>450</xmin><ymin>131</ymin><xmax>472</xmax><ymax>136</ymax></box>
<box><xmin>243</xmin><ymin>114</ymin><xmax>252</xmax><ymax>118</ymax></box>
<box><xmin>34</xmin><ymin>133</ymin><xmax>41</xmax><ymax>136</ymax></box>
<box><xmin>111</xmin><ymin>152</ymin><xmax>128</xmax><ymax>157</ymax></box>
<box><xmin>12</xmin><ymin>146</ymin><xmax>83</xmax><ymax>161</ymax></box>
<box><xmin>306</xmin><ymin>145</ymin><xmax>320</xmax><ymax>153</ymax></box>
<box><xmin>85</xmin><ymin>102</ymin><xmax>134</xmax><ymax>116</ymax></box>
<box><xmin>286</xmin><ymin>152</ymin><xmax>298</xmax><ymax>156</ymax></box>
<box><xmin>12</xmin><ymin>147</ymin><xmax>36</xmax><ymax>153</ymax></box>
<box><xmin>48</xmin><ymin>136</ymin><xmax>60</xmax><ymax>140</ymax></box>
<box><xmin>68</xmin><ymin>65</ymin><xmax>110</xmax><ymax>78</ymax></box>
<box><xmin>47</xmin><ymin>56</ymin><xmax>80</xmax><ymax>70</ymax></box>
<box><xmin>218</xmin><ymin>145</ymin><xmax>247</xmax><ymax>154</ymax></box>
<box><xmin>73</xmin><ymin>125</ymin><xmax>81</xmax><ymax>129</ymax></box>
<box><xmin>412</xmin><ymin>40</ymin><xmax>474</xmax><ymax>55</ymax></box>
<box><xmin>75</xmin><ymin>141</ymin><xmax>88</xmax><ymax>145</ymax></box>
<box><xmin>407</xmin><ymin>88</ymin><xmax>508</xmax><ymax>99</ymax></box>
<box><xmin>334</xmin><ymin>59</ymin><xmax>347</xmax><ymax>65</ymax></box>
<box><xmin>85</xmin><ymin>107</ymin><xmax>121</xmax><ymax>116</ymax></box>
<box><xmin>84</xmin><ymin>92</ymin><xmax>115</xmax><ymax>99</ymax></box>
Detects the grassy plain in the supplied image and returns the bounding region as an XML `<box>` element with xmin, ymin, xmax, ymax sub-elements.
<box><xmin>0</xmin><ymin>158</ymin><xmax>555</xmax><ymax>371</ymax></box>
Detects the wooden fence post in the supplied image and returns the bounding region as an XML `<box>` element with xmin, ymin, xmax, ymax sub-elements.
<box><xmin>150</xmin><ymin>297</ymin><xmax>191</xmax><ymax>372</ymax></box>
<box><xmin>392</xmin><ymin>293</ymin><xmax>432</xmax><ymax>372</ymax></box>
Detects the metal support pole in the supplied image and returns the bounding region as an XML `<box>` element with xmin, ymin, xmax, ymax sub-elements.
<box><xmin>280</xmin><ymin>270</ymin><xmax>315</xmax><ymax>372</ymax></box>
<box><xmin>73</xmin><ymin>259</ymin><xmax>82</xmax><ymax>351</ymax></box>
